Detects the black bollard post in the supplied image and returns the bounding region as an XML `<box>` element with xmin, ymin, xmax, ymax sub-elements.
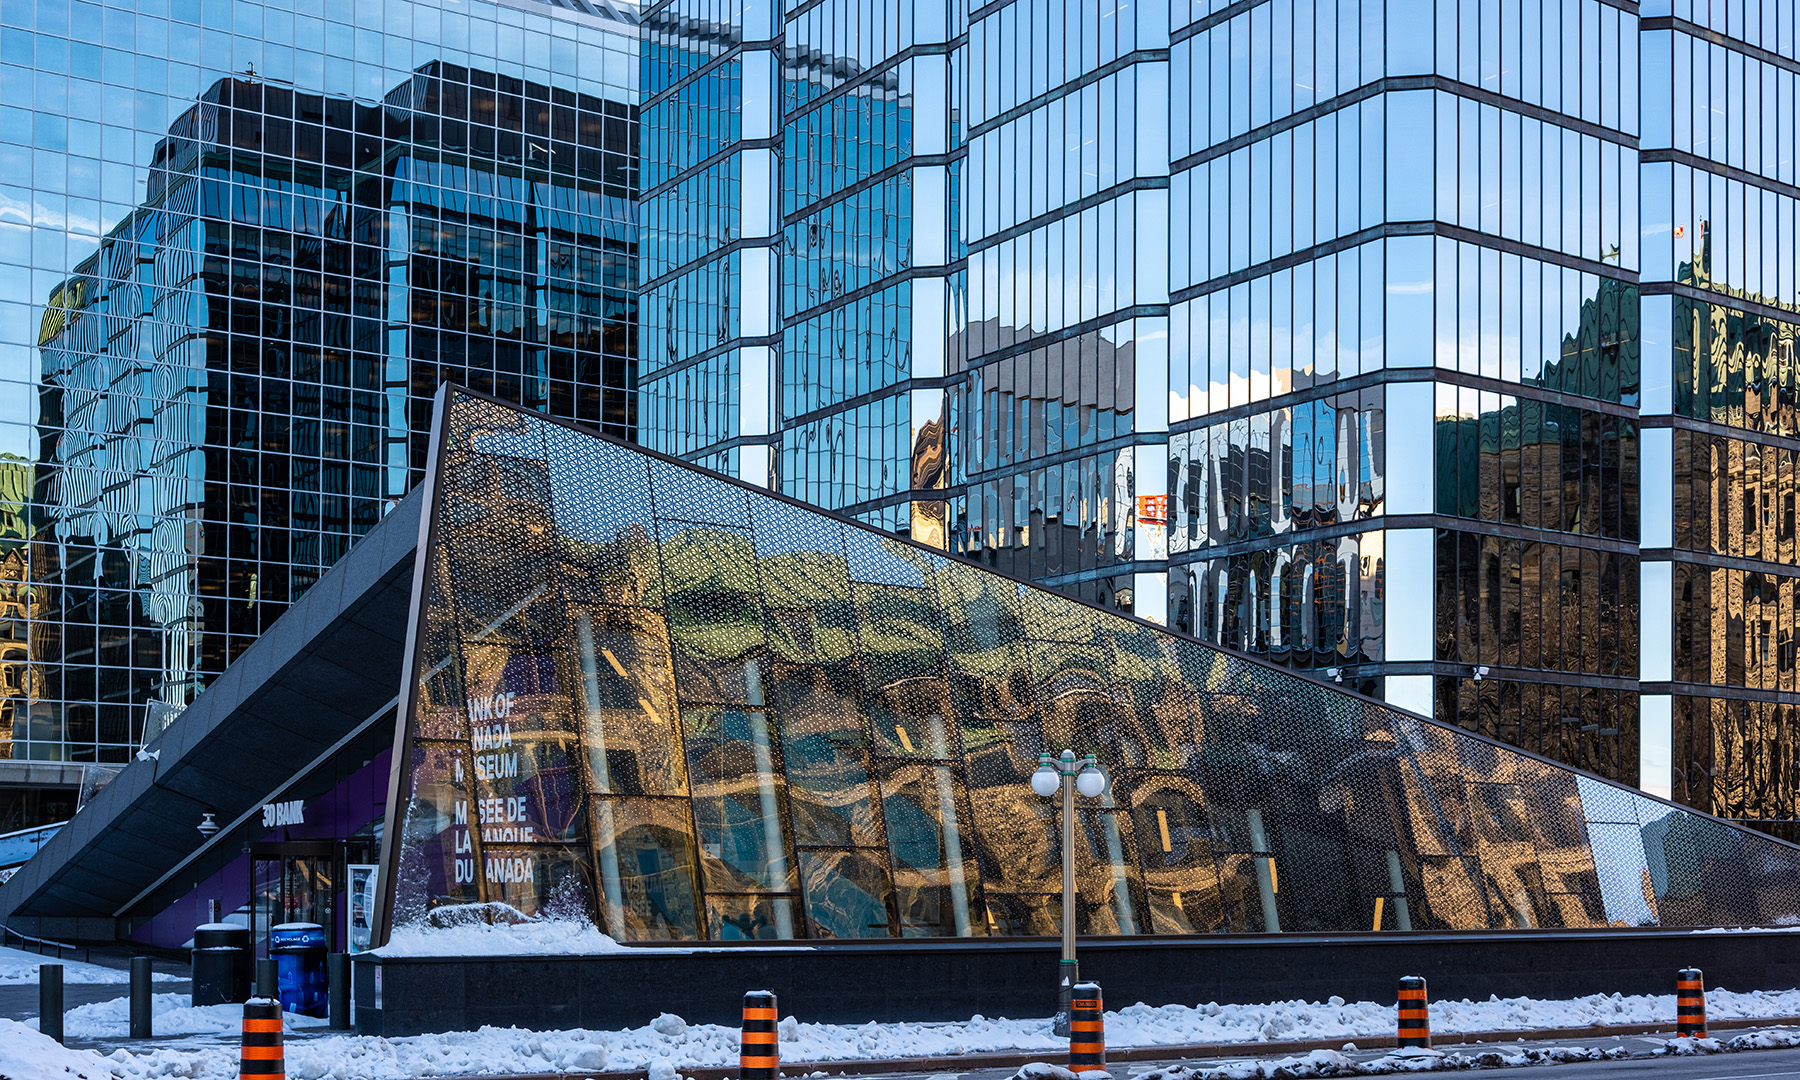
<box><xmin>130</xmin><ymin>956</ymin><xmax>154</xmax><ymax>1038</ymax></box>
<box><xmin>327</xmin><ymin>953</ymin><xmax>350</xmax><ymax>1030</ymax></box>
<box><xmin>256</xmin><ymin>957</ymin><xmax>279</xmax><ymax>1001</ymax></box>
<box><xmin>39</xmin><ymin>963</ymin><xmax>64</xmax><ymax>1044</ymax></box>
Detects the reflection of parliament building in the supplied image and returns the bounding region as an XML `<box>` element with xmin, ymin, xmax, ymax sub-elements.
<box><xmin>380</xmin><ymin>390</ymin><xmax>1800</xmax><ymax>942</ymax></box>
<box><xmin>19</xmin><ymin>64</ymin><xmax>636</xmax><ymax>772</ymax></box>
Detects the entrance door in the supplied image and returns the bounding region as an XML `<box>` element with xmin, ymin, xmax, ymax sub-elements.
<box><xmin>249</xmin><ymin>841</ymin><xmax>337</xmax><ymax>956</ymax></box>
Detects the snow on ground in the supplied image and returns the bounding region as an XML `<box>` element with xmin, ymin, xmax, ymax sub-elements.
<box><xmin>23</xmin><ymin>993</ymin><xmax>331</xmax><ymax>1040</ymax></box>
<box><xmin>0</xmin><ymin>947</ymin><xmax>181</xmax><ymax>986</ymax></box>
<box><xmin>375</xmin><ymin>919</ymin><xmax>644</xmax><ymax>958</ymax></box>
<box><xmin>0</xmin><ymin>1017</ymin><xmax>118</xmax><ymax>1079</ymax></box>
<box><xmin>43</xmin><ymin>985</ymin><xmax>1800</xmax><ymax>1080</ymax></box>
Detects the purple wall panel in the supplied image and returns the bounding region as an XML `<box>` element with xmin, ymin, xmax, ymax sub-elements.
<box><xmin>128</xmin><ymin>748</ymin><xmax>393</xmax><ymax>951</ymax></box>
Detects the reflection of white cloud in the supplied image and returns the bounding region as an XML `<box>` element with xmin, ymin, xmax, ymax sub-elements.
<box><xmin>1578</xmin><ymin>776</ymin><xmax>1659</xmax><ymax>927</ymax></box>
<box><xmin>0</xmin><ymin>193</ymin><xmax>104</xmax><ymax>237</ymax></box>
<box><xmin>1587</xmin><ymin>822</ymin><xmax>1658</xmax><ymax>926</ymax></box>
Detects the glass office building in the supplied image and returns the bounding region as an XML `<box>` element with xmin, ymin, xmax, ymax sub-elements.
<box><xmin>1165</xmin><ymin>0</ymin><xmax>1646</xmax><ymax>780</ymax></box>
<box><xmin>638</xmin><ymin>0</ymin><xmax>962</xmax><ymax>546</ymax></box>
<box><xmin>1639</xmin><ymin>2</ymin><xmax>1800</xmax><ymax>831</ymax></box>
<box><xmin>640</xmin><ymin>0</ymin><xmax>1800</xmax><ymax>833</ymax></box>
<box><xmin>0</xmin><ymin>0</ymin><xmax>638</xmax><ymax>794</ymax></box>
<box><xmin>385</xmin><ymin>387</ymin><xmax>1800</xmax><ymax>941</ymax></box>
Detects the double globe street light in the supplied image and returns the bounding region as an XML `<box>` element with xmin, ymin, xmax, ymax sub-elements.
<box><xmin>1030</xmin><ymin>749</ymin><xmax>1108</xmax><ymax>1036</ymax></box>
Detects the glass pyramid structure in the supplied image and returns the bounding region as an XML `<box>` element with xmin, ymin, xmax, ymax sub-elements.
<box><xmin>379</xmin><ymin>388</ymin><xmax>1800</xmax><ymax>943</ymax></box>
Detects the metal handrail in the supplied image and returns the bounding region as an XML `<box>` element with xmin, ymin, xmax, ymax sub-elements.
<box><xmin>0</xmin><ymin>922</ymin><xmax>88</xmax><ymax>964</ymax></box>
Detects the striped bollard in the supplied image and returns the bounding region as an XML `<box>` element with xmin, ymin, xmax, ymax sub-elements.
<box><xmin>740</xmin><ymin>989</ymin><xmax>778</xmax><ymax>1080</ymax></box>
<box><xmin>1069</xmin><ymin>980</ymin><xmax>1105</xmax><ymax>1074</ymax></box>
<box><xmin>1676</xmin><ymin>968</ymin><xmax>1706</xmax><ymax>1038</ymax></box>
<box><xmin>1396</xmin><ymin>975</ymin><xmax>1430</xmax><ymax>1048</ymax></box>
<box><xmin>240</xmin><ymin>998</ymin><xmax>285</xmax><ymax>1079</ymax></box>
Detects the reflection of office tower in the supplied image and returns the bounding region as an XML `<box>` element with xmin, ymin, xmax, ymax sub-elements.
<box><xmin>19</xmin><ymin>22</ymin><xmax>636</xmax><ymax>771</ymax></box>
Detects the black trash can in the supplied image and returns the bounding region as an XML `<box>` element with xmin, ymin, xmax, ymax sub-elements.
<box><xmin>191</xmin><ymin>923</ymin><xmax>251</xmax><ymax>1006</ymax></box>
<box><xmin>271</xmin><ymin>923</ymin><xmax>328</xmax><ymax>1017</ymax></box>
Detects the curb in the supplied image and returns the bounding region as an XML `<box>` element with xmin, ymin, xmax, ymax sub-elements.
<box><xmin>397</xmin><ymin>1014</ymin><xmax>1800</xmax><ymax>1080</ymax></box>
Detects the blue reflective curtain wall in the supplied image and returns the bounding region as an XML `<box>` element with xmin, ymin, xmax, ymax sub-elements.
<box><xmin>627</xmin><ymin>0</ymin><xmax>1800</xmax><ymax>839</ymax></box>
<box><xmin>381</xmin><ymin>387</ymin><xmax>1800</xmax><ymax>943</ymax></box>
<box><xmin>0</xmin><ymin>0</ymin><xmax>636</xmax><ymax>769</ymax></box>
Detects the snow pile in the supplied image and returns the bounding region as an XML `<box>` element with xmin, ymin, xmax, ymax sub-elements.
<box><xmin>1657</xmin><ymin>1035</ymin><xmax>1725</xmax><ymax>1056</ymax></box>
<box><xmin>0</xmin><ymin>947</ymin><xmax>182</xmax><ymax>986</ymax></box>
<box><xmin>1134</xmin><ymin>1045</ymin><xmax>1632</xmax><ymax>1078</ymax></box>
<box><xmin>30</xmin><ymin>993</ymin><xmax>330</xmax><ymax>1039</ymax></box>
<box><xmin>48</xmin><ymin>985</ymin><xmax>1800</xmax><ymax>1080</ymax></box>
<box><xmin>0</xmin><ymin>1017</ymin><xmax>117</xmax><ymax>1079</ymax></box>
<box><xmin>290</xmin><ymin>1027</ymin><xmax>609</xmax><ymax>1076</ymax></box>
<box><xmin>376</xmin><ymin>918</ymin><xmax>638</xmax><ymax>957</ymax></box>
<box><xmin>1691</xmin><ymin>920</ymin><xmax>1800</xmax><ymax>933</ymax></box>
<box><xmin>973</xmin><ymin>987</ymin><xmax>1800</xmax><ymax>1048</ymax></box>
<box><xmin>1728</xmin><ymin>1029</ymin><xmax>1800</xmax><ymax>1051</ymax></box>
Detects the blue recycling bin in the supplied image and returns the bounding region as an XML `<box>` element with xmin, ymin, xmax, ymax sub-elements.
<box><xmin>270</xmin><ymin>923</ymin><xmax>328</xmax><ymax>1017</ymax></box>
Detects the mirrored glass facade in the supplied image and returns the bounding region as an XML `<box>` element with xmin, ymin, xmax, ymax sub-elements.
<box><xmin>638</xmin><ymin>0</ymin><xmax>963</xmax><ymax>540</ymax></box>
<box><xmin>383</xmin><ymin>387</ymin><xmax>1800</xmax><ymax>943</ymax></box>
<box><xmin>637</xmin><ymin>0</ymin><xmax>1800</xmax><ymax>834</ymax></box>
<box><xmin>1</xmin><ymin>0</ymin><xmax>637</xmax><ymax>768</ymax></box>
<box><xmin>1640</xmin><ymin>0</ymin><xmax>1800</xmax><ymax>835</ymax></box>
<box><xmin>1165</xmin><ymin>0</ymin><xmax>1648</xmax><ymax>786</ymax></box>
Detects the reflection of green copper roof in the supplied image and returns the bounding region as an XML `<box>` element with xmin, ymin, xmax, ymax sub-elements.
<box><xmin>381</xmin><ymin>385</ymin><xmax>1800</xmax><ymax>944</ymax></box>
<box><xmin>0</xmin><ymin>457</ymin><xmax>32</xmax><ymax>549</ymax></box>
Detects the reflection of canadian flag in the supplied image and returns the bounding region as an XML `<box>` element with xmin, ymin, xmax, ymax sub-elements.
<box><xmin>1674</xmin><ymin>225</ymin><xmax>1685</xmax><ymax>238</ymax></box>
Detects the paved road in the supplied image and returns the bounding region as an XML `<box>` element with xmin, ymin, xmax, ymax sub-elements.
<box><xmin>825</xmin><ymin>1033</ymin><xmax>1800</xmax><ymax>1080</ymax></box>
<box><xmin>1484</xmin><ymin>1046</ymin><xmax>1800</xmax><ymax>1078</ymax></box>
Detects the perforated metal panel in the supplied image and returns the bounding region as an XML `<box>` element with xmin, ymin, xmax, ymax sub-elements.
<box><xmin>385</xmin><ymin>390</ymin><xmax>1800</xmax><ymax>942</ymax></box>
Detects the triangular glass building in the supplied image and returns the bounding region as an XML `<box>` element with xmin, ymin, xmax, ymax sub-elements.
<box><xmin>378</xmin><ymin>388</ymin><xmax>1800</xmax><ymax>943</ymax></box>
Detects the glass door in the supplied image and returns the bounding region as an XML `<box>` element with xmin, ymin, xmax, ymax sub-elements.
<box><xmin>249</xmin><ymin>841</ymin><xmax>338</xmax><ymax>956</ymax></box>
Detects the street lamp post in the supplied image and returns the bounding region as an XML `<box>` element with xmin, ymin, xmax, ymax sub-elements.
<box><xmin>1031</xmin><ymin>749</ymin><xmax>1108</xmax><ymax>1036</ymax></box>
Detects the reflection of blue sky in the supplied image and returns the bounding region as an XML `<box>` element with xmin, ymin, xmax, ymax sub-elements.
<box><xmin>843</xmin><ymin>528</ymin><xmax>925</xmax><ymax>588</ymax></box>
<box><xmin>749</xmin><ymin>499</ymin><xmax>846</xmax><ymax>559</ymax></box>
<box><xmin>471</xmin><ymin>428</ymin><xmax>544</xmax><ymax>461</ymax></box>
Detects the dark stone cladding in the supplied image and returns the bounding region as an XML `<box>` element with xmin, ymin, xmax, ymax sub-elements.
<box><xmin>352</xmin><ymin>929</ymin><xmax>1800</xmax><ymax>1036</ymax></box>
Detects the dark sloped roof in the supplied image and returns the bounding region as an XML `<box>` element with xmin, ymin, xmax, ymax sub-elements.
<box><xmin>0</xmin><ymin>492</ymin><xmax>422</xmax><ymax>931</ymax></box>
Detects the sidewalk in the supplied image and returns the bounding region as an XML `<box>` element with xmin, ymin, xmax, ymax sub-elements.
<box><xmin>52</xmin><ymin>1015</ymin><xmax>1800</xmax><ymax>1079</ymax></box>
<box><xmin>0</xmin><ymin>943</ymin><xmax>190</xmax><ymax>1025</ymax></box>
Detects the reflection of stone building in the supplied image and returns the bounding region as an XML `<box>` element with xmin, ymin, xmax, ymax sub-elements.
<box><xmin>0</xmin><ymin>456</ymin><xmax>36</xmax><ymax>760</ymax></box>
<box><xmin>1653</xmin><ymin>227</ymin><xmax>1800</xmax><ymax>838</ymax></box>
<box><xmin>385</xmin><ymin>390</ymin><xmax>1800</xmax><ymax>945</ymax></box>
